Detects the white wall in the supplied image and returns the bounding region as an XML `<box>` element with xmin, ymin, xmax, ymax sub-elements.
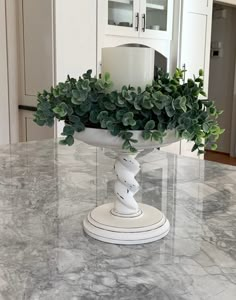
<box><xmin>208</xmin><ymin>4</ymin><xmax>236</xmax><ymax>153</ymax></box>
<box><xmin>0</xmin><ymin>0</ymin><xmax>10</xmax><ymax>145</ymax></box>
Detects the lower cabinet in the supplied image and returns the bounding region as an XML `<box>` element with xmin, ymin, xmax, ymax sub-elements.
<box><xmin>19</xmin><ymin>110</ymin><xmax>54</xmax><ymax>142</ymax></box>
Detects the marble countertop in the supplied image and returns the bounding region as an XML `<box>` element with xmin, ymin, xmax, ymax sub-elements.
<box><xmin>0</xmin><ymin>140</ymin><xmax>236</xmax><ymax>300</ymax></box>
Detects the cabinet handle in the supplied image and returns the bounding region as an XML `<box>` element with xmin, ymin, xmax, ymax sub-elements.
<box><xmin>142</xmin><ymin>14</ymin><xmax>146</xmax><ymax>32</ymax></box>
<box><xmin>182</xmin><ymin>64</ymin><xmax>186</xmax><ymax>82</ymax></box>
<box><xmin>135</xmin><ymin>13</ymin><xmax>139</xmax><ymax>31</ymax></box>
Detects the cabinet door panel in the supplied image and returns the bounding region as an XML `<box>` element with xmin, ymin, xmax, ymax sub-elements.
<box><xmin>26</xmin><ymin>118</ymin><xmax>54</xmax><ymax>142</ymax></box>
<box><xmin>55</xmin><ymin>0</ymin><xmax>97</xmax><ymax>81</ymax></box>
<box><xmin>108</xmin><ymin>0</ymin><xmax>134</xmax><ymax>27</ymax></box>
<box><xmin>180</xmin><ymin>13</ymin><xmax>207</xmax><ymax>79</ymax></box>
<box><xmin>180</xmin><ymin>0</ymin><xmax>213</xmax><ymax>91</ymax></box>
<box><xmin>55</xmin><ymin>0</ymin><xmax>97</xmax><ymax>137</ymax></box>
<box><xmin>19</xmin><ymin>110</ymin><xmax>54</xmax><ymax>142</ymax></box>
<box><xmin>185</xmin><ymin>0</ymin><xmax>210</xmax><ymax>13</ymax></box>
<box><xmin>23</xmin><ymin>0</ymin><xmax>53</xmax><ymax>97</ymax></box>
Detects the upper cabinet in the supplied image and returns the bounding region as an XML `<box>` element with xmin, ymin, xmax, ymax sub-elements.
<box><xmin>103</xmin><ymin>0</ymin><xmax>173</xmax><ymax>40</ymax></box>
<box><xmin>139</xmin><ymin>0</ymin><xmax>173</xmax><ymax>39</ymax></box>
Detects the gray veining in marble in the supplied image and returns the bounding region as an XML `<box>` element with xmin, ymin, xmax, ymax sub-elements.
<box><xmin>0</xmin><ymin>139</ymin><xmax>236</xmax><ymax>299</ymax></box>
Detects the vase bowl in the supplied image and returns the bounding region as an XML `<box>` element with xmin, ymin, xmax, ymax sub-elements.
<box><xmin>74</xmin><ymin>128</ymin><xmax>178</xmax><ymax>151</ymax></box>
<box><xmin>74</xmin><ymin>128</ymin><xmax>177</xmax><ymax>244</ymax></box>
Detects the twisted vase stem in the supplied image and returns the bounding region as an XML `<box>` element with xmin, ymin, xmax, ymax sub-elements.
<box><xmin>113</xmin><ymin>153</ymin><xmax>141</xmax><ymax>216</ymax></box>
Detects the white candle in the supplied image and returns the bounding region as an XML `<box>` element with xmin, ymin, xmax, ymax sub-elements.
<box><xmin>102</xmin><ymin>47</ymin><xmax>154</xmax><ymax>91</ymax></box>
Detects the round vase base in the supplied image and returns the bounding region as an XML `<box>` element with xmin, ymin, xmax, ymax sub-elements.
<box><xmin>83</xmin><ymin>203</ymin><xmax>170</xmax><ymax>245</ymax></box>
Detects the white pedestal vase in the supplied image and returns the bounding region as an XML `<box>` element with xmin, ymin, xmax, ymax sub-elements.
<box><xmin>75</xmin><ymin>128</ymin><xmax>178</xmax><ymax>245</ymax></box>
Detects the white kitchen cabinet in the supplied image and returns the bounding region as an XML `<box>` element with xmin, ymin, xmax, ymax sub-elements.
<box><xmin>54</xmin><ymin>0</ymin><xmax>97</xmax><ymax>82</ymax></box>
<box><xmin>18</xmin><ymin>0</ymin><xmax>97</xmax><ymax>139</ymax></box>
<box><xmin>0</xmin><ymin>0</ymin><xmax>22</xmax><ymax>145</ymax></box>
<box><xmin>102</xmin><ymin>0</ymin><xmax>173</xmax><ymax>40</ymax></box>
<box><xmin>178</xmin><ymin>0</ymin><xmax>213</xmax><ymax>159</ymax></box>
<box><xmin>0</xmin><ymin>0</ymin><xmax>10</xmax><ymax>145</ymax></box>
<box><xmin>54</xmin><ymin>0</ymin><xmax>97</xmax><ymax>137</ymax></box>
<box><xmin>18</xmin><ymin>0</ymin><xmax>55</xmax><ymax>141</ymax></box>
<box><xmin>179</xmin><ymin>0</ymin><xmax>213</xmax><ymax>92</ymax></box>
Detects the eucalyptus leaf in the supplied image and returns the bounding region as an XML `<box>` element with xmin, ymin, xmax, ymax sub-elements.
<box><xmin>165</xmin><ymin>105</ymin><xmax>175</xmax><ymax>118</ymax></box>
<box><xmin>144</xmin><ymin>120</ymin><xmax>155</xmax><ymax>131</ymax></box>
<box><xmin>62</xmin><ymin>125</ymin><xmax>75</xmax><ymax>136</ymax></box>
<box><xmin>53</xmin><ymin>103</ymin><xmax>68</xmax><ymax>117</ymax></box>
<box><xmin>152</xmin><ymin>131</ymin><xmax>162</xmax><ymax>141</ymax></box>
<box><xmin>142</xmin><ymin>131</ymin><xmax>151</xmax><ymax>140</ymax></box>
<box><xmin>65</xmin><ymin>135</ymin><xmax>74</xmax><ymax>146</ymax></box>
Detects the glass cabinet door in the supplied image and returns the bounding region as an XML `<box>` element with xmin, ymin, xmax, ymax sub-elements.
<box><xmin>103</xmin><ymin>0</ymin><xmax>173</xmax><ymax>39</ymax></box>
<box><xmin>106</xmin><ymin>0</ymin><xmax>140</xmax><ymax>37</ymax></box>
<box><xmin>140</xmin><ymin>0</ymin><xmax>173</xmax><ymax>39</ymax></box>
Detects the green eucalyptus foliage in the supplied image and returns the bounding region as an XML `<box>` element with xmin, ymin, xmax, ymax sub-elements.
<box><xmin>34</xmin><ymin>68</ymin><xmax>224</xmax><ymax>154</ymax></box>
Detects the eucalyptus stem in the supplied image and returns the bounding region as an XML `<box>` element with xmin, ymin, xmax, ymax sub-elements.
<box><xmin>34</xmin><ymin>69</ymin><xmax>224</xmax><ymax>155</ymax></box>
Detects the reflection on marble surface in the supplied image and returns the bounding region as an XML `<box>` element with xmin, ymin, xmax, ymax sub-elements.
<box><xmin>0</xmin><ymin>140</ymin><xmax>236</xmax><ymax>299</ymax></box>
